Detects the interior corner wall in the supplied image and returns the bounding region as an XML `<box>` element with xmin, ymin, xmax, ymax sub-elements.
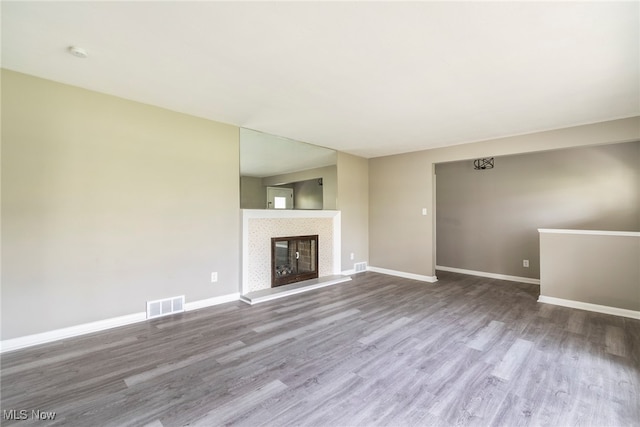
<box><xmin>337</xmin><ymin>152</ymin><xmax>369</xmax><ymax>271</ymax></box>
<box><xmin>369</xmin><ymin>117</ymin><xmax>640</xmax><ymax>278</ymax></box>
<box><xmin>1</xmin><ymin>69</ymin><xmax>241</xmax><ymax>340</ymax></box>
<box><xmin>436</xmin><ymin>141</ymin><xmax>640</xmax><ymax>279</ymax></box>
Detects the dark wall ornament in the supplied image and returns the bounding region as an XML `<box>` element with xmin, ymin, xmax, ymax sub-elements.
<box><xmin>473</xmin><ymin>157</ymin><xmax>494</xmax><ymax>170</ymax></box>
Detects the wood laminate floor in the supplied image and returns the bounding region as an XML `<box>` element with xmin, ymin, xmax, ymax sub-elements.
<box><xmin>1</xmin><ymin>271</ymin><xmax>639</xmax><ymax>426</ymax></box>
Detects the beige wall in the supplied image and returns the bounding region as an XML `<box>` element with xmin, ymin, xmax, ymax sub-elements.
<box><xmin>1</xmin><ymin>70</ymin><xmax>241</xmax><ymax>340</ymax></box>
<box><xmin>337</xmin><ymin>152</ymin><xmax>369</xmax><ymax>271</ymax></box>
<box><xmin>369</xmin><ymin>117</ymin><xmax>640</xmax><ymax>278</ymax></box>
<box><xmin>539</xmin><ymin>231</ymin><xmax>640</xmax><ymax>311</ymax></box>
<box><xmin>436</xmin><ymin>141</ymin><xmax>640</xmax><ymax>278</ymax></box>
<box><xmin>369</xmin><ymin>152</ymin><xmax>432</xmax><ymax>275</ymax></box>
<box><xmin>1</xmin><ymin>70</ymin><xmax>371</xmax><ymax>342</ymax></box>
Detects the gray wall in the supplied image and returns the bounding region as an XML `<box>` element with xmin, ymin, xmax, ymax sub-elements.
<box><xmin>1</xmin><ymin>70</ymin><xmax>241</xmax><ymax>340</ymax></box>
<box><xmin>337</xmin><ymin>152</ymin><xmax>369</xmax><ymax>271</ymax></box>
<box><xmin>240</xmin><ymin>176</ymin><xmax>266</xmax><ymax>209</ymax></box>
<box><xmin>369</xmin><ymin>117</ymin><xmax>640</xmax><ymax>278</ymax></box>
<box><xmin>436</xmin><ymin>142</ymin><xmax>640</xmax><ymax>278</ymax></box>
<box><xmin>369</xmin><ymin>152</ymin><xmax>432</xmax><ymax>276</ymax></box>
<box><xmin>539</xmin><ymin>231</ymin><xmax>640</xmax><ymax>311</ymax></box>
<box><xmin>293</xmin><ymin>179</ymin><xmax>323</xmax><ymax>210</ymax></box>
<box><xmin>243</xmin><ymin>166</ymin><xmax>335</xmax><ymax>210</ymax></box>
<box><xmin>269</xmin><ymin>180</ymin><xmax>323</xmax><ymax>210</ymax></box>
<box><xmin>262</xmin><ymin>165</ymin><xmax>338</xmax><ymax>210</ymax></box>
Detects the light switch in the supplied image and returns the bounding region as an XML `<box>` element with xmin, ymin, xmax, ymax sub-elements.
<box><xmin>422</xmin><ymin>208</ymin><xmax>427</xmax><ymax>216</ymax></box>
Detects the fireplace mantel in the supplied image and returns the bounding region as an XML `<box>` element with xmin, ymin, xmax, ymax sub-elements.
<box><xmin>241</xmin><ymin>209</ymin><xmax>341</xmax><ymax>295</ymax></box>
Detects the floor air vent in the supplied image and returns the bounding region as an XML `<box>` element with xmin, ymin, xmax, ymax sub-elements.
<box><xmin>354</xmin><ymin>262</ymin><xmax>368</xmax><ymax>273</ymax></box>
<box><xmin>146</xmin><ymin>295</ymin><xmax>185</xmax><ymax>319</ymax></box>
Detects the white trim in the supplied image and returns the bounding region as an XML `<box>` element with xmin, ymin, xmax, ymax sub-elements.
<box><xmin>332</xmin><ymin>214</ymin><xmax>342</xmax><ymax>275</ymax></box>
<box><xmin>538</xmin><ymin>295</ymin><xmax>640</xmax><ymax>320</ymax></box>
<box><xmin>0</xmin><ymin>312</ymin><xmax>147</xmax><ymax>354</ymax></box>
<box><xmin>436</xmin><ymin>265</ymin><xmax>540</xmax><ymax>285</ymax></box>
<box><xmin>0</xmin><ymin>293</ymin><xmax>241</xmax><ymax>354</ymax></box>
<box><xmin>241</xmin><ymin>209</ymin><xmax>341</xmax><ymax>219</ymax></box>
<box><xmin>538</xmin><ymin>228</ymin><xmax>640</xmax><ymax>237</ymax></box>
<box><xmin>341</xmin><ymin>268</ymin><xmax>356</xmax><ymax>275</ymax></box>
<box><xmin>240</xmin><ymin>276</ymin><xmax>351</xmax><ymax>305</ymax></box>
<box><xmin>184</xmin><ymin>293</ymin><xmax>240</xmax><ymax>311</ymax></box>
<box><xmin>367</xmin><ymin>266</ymin><xmax>438</xmax><ymax>283</ymax></box>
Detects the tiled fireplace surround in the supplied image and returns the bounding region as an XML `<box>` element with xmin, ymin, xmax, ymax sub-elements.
<box><xmin>241</xmin><ymin>209</ymin><xmax>341</xmax><ymax>294</ymax></box>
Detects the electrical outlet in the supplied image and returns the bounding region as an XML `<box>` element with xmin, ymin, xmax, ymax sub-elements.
<box><xmin>523</xmin><ymin>260</ymin><xmax>529</xmax><ymax>268</ymax></box>
<box><xmin>350</xmin><ymin>252</ymin><xmax>355</xmax><ymax>260</ymax></box>
<box><xmin>211</xmin><ymin>272</ymin><xmax>218</xmax><ymax>282</ymax></box>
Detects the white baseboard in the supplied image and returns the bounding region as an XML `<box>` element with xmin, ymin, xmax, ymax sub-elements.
<box><xmin>0</xmin><ymin>312</ymin><xmax>147</xmax><ymax>354</ymax></box>
<box><xmin>184</xmin><ymin>293</ymin><xmax>240</xmax><ymax>311</ymax></box>
<box><xmin>1</xmin><ymin>292</ymin><xmax>240</xmax><ymax>354</ymax></box>
<box><xmin>341</xmin><ymin>269</ymin><xmax>356</xmax><ymax>275</ymax></box>
<box><xmin>436</xmin><ymin>265</ymin><xmax>540</xmax><ymax>285</ymax></box>
<box><xmin>538</xmin><ymin>295</ymin><xmax>640</xmax><ymax>320</ymax></box>
<box><xmin>367</xmin><ymin>266</ymin><xmax>438</xmax><ymax>283</ymax></box>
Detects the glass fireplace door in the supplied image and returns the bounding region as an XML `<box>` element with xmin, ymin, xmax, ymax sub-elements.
<box><xmin>271</xmin><ymin>235</ymin><xmax>319</xmax><ymax>287</ymax></box>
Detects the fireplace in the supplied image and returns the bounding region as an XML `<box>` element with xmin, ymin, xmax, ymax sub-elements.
<box><xmin>271</xmin><ymin>235</ymin><xmax>319</xmax><ymax>287</ymax></box>
<box><xmin>241</xmin><ymin>209</ymin><xmax>340</xmax><ymax>294</ymax></box>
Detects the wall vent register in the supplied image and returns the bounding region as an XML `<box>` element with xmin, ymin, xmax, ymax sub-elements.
<box><xmin>146</xmin><ymin>295</ymin><xmax>185</xmax><ymax>319</ymax></box>
<box><xmin>354</xmin><ymin>262</ymin><xmax>368</xmax><ymax>273</ymax></box>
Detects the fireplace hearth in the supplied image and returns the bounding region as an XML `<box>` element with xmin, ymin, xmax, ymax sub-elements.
<box><xmin>271</xmin><ymin>235</ymin><xmax>319</xmax><ymax>287</ymax></box>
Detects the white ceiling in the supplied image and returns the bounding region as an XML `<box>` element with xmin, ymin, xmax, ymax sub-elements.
<box><xmin>2</xmin><ymin>1</ymin><xmax>638</xmax><ymax>158</ymax></box>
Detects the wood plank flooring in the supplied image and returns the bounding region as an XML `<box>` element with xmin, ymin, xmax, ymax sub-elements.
<box><xmin>2</xmin><ymin>271</ymin><xmax>639</xmax><ymax>426</ymax></box>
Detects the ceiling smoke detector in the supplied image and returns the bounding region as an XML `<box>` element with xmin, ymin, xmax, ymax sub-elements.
<box><xmin>67</xmin><ymin>46</ymin><xmax>88</xmax><ymax>58</ymax></box>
